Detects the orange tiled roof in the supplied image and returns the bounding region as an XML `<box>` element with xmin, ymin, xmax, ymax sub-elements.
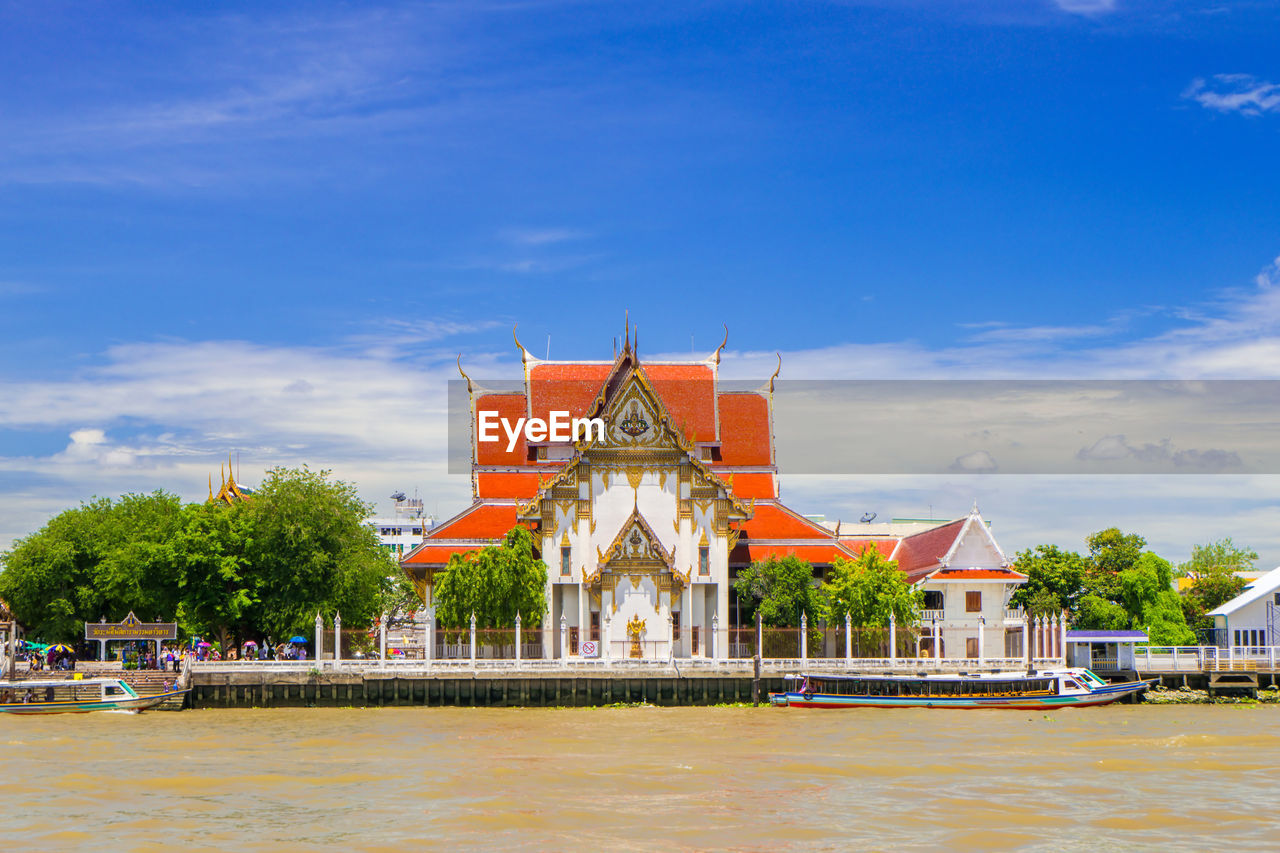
<box><xmin>714</xmin><ymin>393</ymin><xmax>772</xmax><ymax>465</ymax></box>
<box><xmin>730</xmin><ymin>543</ymin><xmax>854</xmax><ymax>565</ymax></box>
<box><xmin>737</xmin><ymin>502</ymin><xmax>834</xmax><ymax>540</ymax></box>
<box><xmin>423</xmin><ymin>503</ymin><xmax>521</xmax><ymax>542</ymax></box>
<box><xmin>840</xmin><ymin>538</ymin><xmax>898</xmax><ymax>559</ymax></box>
<box><xmin>721</xmin><ymin>472</ymin><xmax>776</xmax><ymax>500</ymax></box>
<box><xmin>475</xmin><ymin>472</ymin><xmax>543</xmax><ymax>499</ymax></box>
<box><xmin>474</xmin><ymin>393</ymin><xmax>530</xmax><ymax>466</ymax></box>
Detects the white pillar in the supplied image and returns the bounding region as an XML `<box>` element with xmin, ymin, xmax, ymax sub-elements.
<box><xmin>314</xmin><ymin>612</ymin><xmax>323</xmax><ymax>663</ymax></box>
<box><xmin>603</xmin><ymin>613</ymin><xmax>612</xmax><ymax>661</ymax></box>
<box><xmin>1060</xmin><ymin>612</ymin><xmax>1068</xmax><ymax>661</ymax></box>
<box><xmin>333</xmin><ymin>612</ymin><xmax>342</xmax><ymax>664</ymax></box>
<box><xmin>515</xmin><ymin>613</ymin><xmax>522</xmax><ymax>663</ymax></box>
<box><xmin>845</xmin><ymin>612</ymin><xmax>852</xmax><ymax>661</ymax></box>
<box><xmin>1022</xmin><ymin>619</ymin><xmax>1029</xmax><ymax>663</ymax></box>
<box><xmin>425</xmin><ymin>608</ymin><xmax>433</xmax><ymax>664</ymax></box>
<box><xmin>977</xmin><ymin>618</ymin><xmax>985</xmax><ymax>665</ymax></box>
<box><xmin>668</xmin><ymin>612</ymin><xmax>675</xmax><ymax>662</ymax></box>
<box><xmin>800</xmin><ymin>612</ymin><xmax>808</xmax><ymax>662</ymax></box>
<box><xmin>469</xmin><ymin>612</ymin><xmax>477</xmax><ymax>663</ymax></box>
<box><xmin>560</xmin><ymin>614</ymin><xmax>568</xmax><ymax>661</ymax></box>
<box><xmin>711</xmin><ymin>614</ymin><xmax>719</xmax><ymax>660</ymax></box>
<box><xmin>889</xmin><ymin>612</ymin><xmax>897</xmax><ymax>663</ymax></box>
<box><xmin>379</xmin><ymin>613</ymin><xmax>387</xmax><ymax>663</ymax></box>
<box><xmin>756</xmin><ymin>611</ymin><xmax>763</xmax><ymax>660</ymax></box>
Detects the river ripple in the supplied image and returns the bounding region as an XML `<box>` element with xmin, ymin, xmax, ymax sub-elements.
<box><xmin>3</xmin><ymin>705</ymin><xmax>1277</xmax><ymax>851</ymax></box>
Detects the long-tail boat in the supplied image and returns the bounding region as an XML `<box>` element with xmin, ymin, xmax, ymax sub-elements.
<box><xmin>769</xmin><ymin>668</ymin><xmax>1152</xmax><ymax>709</ymax></box>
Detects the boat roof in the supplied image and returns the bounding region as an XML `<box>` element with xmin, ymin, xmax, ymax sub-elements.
<box><xmin>0</xmin><ymin>677</ymin><xmax>126</xmax><ymax>689</ymax></box>
<box><xmin>786</xmin><ymin>668</ymin><xmax>1084</xmax><ymax>681</ymax></box>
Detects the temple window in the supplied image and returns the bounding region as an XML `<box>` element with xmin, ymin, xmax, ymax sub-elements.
<box><xmin>561</xmin><ymin>546</ymin><xmax>572</xmax><ymax>576</ymax></box>
<box><xmin>698</xmin><ymin>546</ymin><xmax>710</xmax><ymax>575</ymax></box>
<box><xmin>965</xmin><ymin>591</ymin><xmax>982</xmax><ymax>612</ymax></box>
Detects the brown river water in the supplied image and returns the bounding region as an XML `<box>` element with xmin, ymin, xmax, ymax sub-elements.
<box><xmin>3</xmin><ymin>705</ymin><xmax>1277</xmax><ymax>851</ymax></box>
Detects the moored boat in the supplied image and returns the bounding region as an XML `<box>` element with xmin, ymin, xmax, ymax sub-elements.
<box><xmin>769</xmin><ymin>668</ymin><xmax>1152</xmax><ymax>709</ymax></box>
<box><xmin>0</xmin><ymin>677</ymin><xmax>188</xmax><ymax>715</ymax></box>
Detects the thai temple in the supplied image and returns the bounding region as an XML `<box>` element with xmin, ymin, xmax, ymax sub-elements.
<box><xmin>402</xmin><ymin>324</ymin><xmax>1029</xmax><ymax>660</ymax></box>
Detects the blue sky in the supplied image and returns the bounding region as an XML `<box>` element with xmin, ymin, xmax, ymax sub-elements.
<box><xmin>3</xmin><ymin>1</ymin><xmax>1280</xmax><ymax>565</ymax></box>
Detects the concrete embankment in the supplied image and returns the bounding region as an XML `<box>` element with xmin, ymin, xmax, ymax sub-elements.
<box><xmin>188</xmin><ymin>668</ymin><xmax>785</xmax><ymax>708</ymax></box>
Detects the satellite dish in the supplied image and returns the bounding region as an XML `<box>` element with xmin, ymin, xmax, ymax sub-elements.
<box><xmin>860</xmin><ymin>512</ymin><xmax>877</xmax><ymax>523</ymax></box>
<box><xmin>390</xmin><ymin>491</ymin><xmax>407</xmax><ymax>502</ymax></box>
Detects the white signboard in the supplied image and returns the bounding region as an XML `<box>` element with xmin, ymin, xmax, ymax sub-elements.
<box><xmin>580</xmin><ymin>640</ymin><xmax>598</xmax><ymax>658</ymax></box>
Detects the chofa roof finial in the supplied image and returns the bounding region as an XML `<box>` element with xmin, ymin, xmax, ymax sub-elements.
<box><xmin>456</xmin><ymin>354</ymin><xmax>473</xmax><ymax>394</ymax></box>
<box><xmin>712</xmin><ymin>324</ymin><xmax>729</xmax><ymax>365</ymax></box>
<box><xmin>768</xmin><ymin>352</ymin><xmax>782</xmax><ymax>394</ymax></box>
<box><xmin>624</xmin><ymin>310</ymin><xmax>630</xmax><ymax>354</ymax></box>
<box><xmin>512</xmin><ymin>323</ymin><xmax>529</xmax><ymax>364</ymax></box>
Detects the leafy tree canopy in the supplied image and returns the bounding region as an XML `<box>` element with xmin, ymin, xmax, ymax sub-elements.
<box><xmin>432</xmin><ymin>526</ymin><xmax>548</xmax><ymax>630</ymax></box>
<box><xmin>733</xmin><ymin>555</ymin><xmax>822</xmax><ymax>627</ymax></box>
<box><xmin>1085</xmin><ymin>527</ymin><xmax>1146</xmax><ymax>600</ymax></box>
<box><xmin>1009</xmin><ymin>544</ymin><xmax>1088</xmax><ymax>616</ymax></box>
<box><xmin>823</xmin><ymin>548</ymin><xmax>921</xmax><ymax>627</ymax></box>
<box><xmin>1176</xmin><ymin>537</ymin><xmax>1257</xmax><ymax>579</ymax></box>
<box><xmin>0</xmin><ymin>467</ymin><xmax>395</xmax><ymax>644</ymax></box>
<box><xmin>1073</xmin><ymin>593</ymin><xmax>1130</xmax><ymax>631</ymax></box>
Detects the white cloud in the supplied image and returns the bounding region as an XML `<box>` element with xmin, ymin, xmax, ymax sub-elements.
<box><xmin>9</xmin><ymin>256</ymin><xmax>1280</xmax><ymax>566</ymax></box>
<box><xmin>1183</xmin><ymin>75</ymin><xmax>1280</xmax><ymax>116</ymax></box>
<box><xmin>1051</xmin><ymin>0</ymin><xmax>1117</xmax><ymax>16</ymax></box>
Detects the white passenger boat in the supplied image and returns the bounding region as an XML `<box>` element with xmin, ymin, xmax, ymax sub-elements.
<box><xmin>0</xmin><ymin>677</ymin><xmax>187</xmax><ymax>715</ymax></box>
<box><xmin>769</xmin><ymin>668</ymin><xmax>1153</xmax><ymax>709</ymax></box>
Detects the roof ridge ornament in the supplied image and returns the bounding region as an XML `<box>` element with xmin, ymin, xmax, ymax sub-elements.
<box><xmin>456</xmin><ymin>354</ymin><xmax>473</xmax><ymax>395</ymax></box>
<box><xmin>711</xmin><ymin>324</ymin><xmax>729</xmax><ymax>365</ymax></box>
<box><xmin>512</xmin><ymin>323</ymin><xmax>530</xmax><ymax>364</ymax></box>
<box><xmin>768</xmin><ymin>352</ymin><xmax>782</xmax><ymax>394</ymax></box>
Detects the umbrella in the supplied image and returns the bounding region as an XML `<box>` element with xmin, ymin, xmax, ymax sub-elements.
<box><xmin>196</xmin><ymin>641</ymin><xmax>212</xmax><ymax>648</ymax></box>
<box><xmin>242</xmin><ymin>640</ymin><xmax>258</xmax><ymax>648</ymax></box>
<box><xmin>46</xmin><ymin>644</ymin><xmax>74</xmax><ymax>656</ymax></box>
<box><xmin>289</xmin><ymin>636</ymin><xmax>308</xmax><ymax>644</ymax></box>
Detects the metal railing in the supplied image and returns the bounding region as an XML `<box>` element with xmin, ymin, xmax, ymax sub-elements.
<box><xmin>1133</xmin><ymin>646</ymin><xmax>1280</xmax><ymax>673</ymax></box>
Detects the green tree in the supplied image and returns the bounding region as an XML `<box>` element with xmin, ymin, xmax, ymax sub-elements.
<box><xmin>0</xmin><ymin>491</ymin><xmax>186</xmax><ymax>642</ymax></box>
<box><xmin>1074</xmin><ymin>593</ymin><xmax>1130</xmax><ymax>631</ymax></box>
<box><xmin>1176</xmin><ymin>537</ymin><xmax>1257</xmax><ymax>578</ymax></box>
<box><xmin>171</xmin><ymin>501</ymin><xmax>254</xmax><ymax>647</ymax></box>
<box><xmin>1118</xmin><ymin>552</ymin><xmax>1196</xmax><ymax>645</ymax></box>
<box><xmin>432</xmin><ymin>526</ymin><xmax>548</xmax><ymax>630</ymax></box>
<box><xmin>1085</xmin><ymin>528</ymin><xmax>1146</xmax><ymax>600</ymax></box>
<box><xmin>822</xmin><ymin>549</ymin><xmax>921</xmax><ymax>657</ymax></box>
<box><xmin>239</xmin><ymin>466</ymin><xmax>394</xmax><ymax>642</ymax></box>
<box><xmin>1009</xmin><ymin>544</ymin><xmax>1088</xmax><ymax>616</ymax></box>
<box><xmin>823</xmin><ymin>550</ymin><xmax>921</xmax><ymax>627</ymax></box>
<box><xmin>733</xmin><ymin>555</ymin><xmax>822</xmax><ymax>627</ymax></box>
<box><xmin>1181</xmin><ymin>570</ymin><xmax>1248</xmax><ymax>637</ymax></box>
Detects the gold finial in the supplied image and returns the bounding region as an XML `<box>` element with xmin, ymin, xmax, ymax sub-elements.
<box><xmin>768</xmin><ymin>352</ymin><xmax>782</xmax><ymax>394</ymax></box>
<box><xmin>208</xmin><ymin>474</ymin><xmax>213</xmax><ymax>502</ymax></box>
<box><xmin>624</xmin><ymin>311</ymin><xmax>630</xmax><ymax>354</ymax></box>
<box><xmin>512</xmin><ymin>323</ymin><xmax>530</xmax><ymax>364</ymax></box>
<box><xmin>712</xmin><ymin>324</ymin><xmax>728</xmax><ymax>365</ymax></box>
<box><xmin>456</xmin><ymin>354</ymin><xmax>473</xmax><ymax>394</ymax></box>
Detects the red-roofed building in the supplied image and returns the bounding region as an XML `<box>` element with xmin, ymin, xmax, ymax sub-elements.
<box><xmin>403</xmin><ymin>328</ymin><xmax>1027</xmax><ymax>661</ymax></box>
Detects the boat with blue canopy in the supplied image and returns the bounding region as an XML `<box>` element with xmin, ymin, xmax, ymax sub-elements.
<box><xmin>769</xmin><ymin>667</ymin><xmax>1152</xmax><ymax>709</ymax></box>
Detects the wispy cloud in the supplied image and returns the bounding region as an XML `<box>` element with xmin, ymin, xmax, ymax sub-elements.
<box><xmin>0</xmin><ymin>281</ymin><xmax>45</xmax><ymax>297</ymax></box>
<box><xmin>1183</xmin><ymin>74</ymin><xmax>1280</xmax><ymax>116</ymax></box>
<box><xmin>501</xmin><ymin>227</ymin><xmax>589</xmax><ymax>247</ymax></box>
<box><xmin>1050</xmin><ymin>0</ymin><xmax>1117</xmax><ymax>16</ymax></box>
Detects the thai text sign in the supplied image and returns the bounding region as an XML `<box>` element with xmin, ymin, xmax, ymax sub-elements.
<box><xmin>84</xmin><ymin>612</ymin><xmax>177</xmax><ymax>641</ymax></box>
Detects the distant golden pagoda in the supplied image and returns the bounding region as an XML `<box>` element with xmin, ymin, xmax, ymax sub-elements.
<box><xmin>208</xmin><ymin>455</ymin><xmax>255</xmax><ymax>505</ymax></box>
